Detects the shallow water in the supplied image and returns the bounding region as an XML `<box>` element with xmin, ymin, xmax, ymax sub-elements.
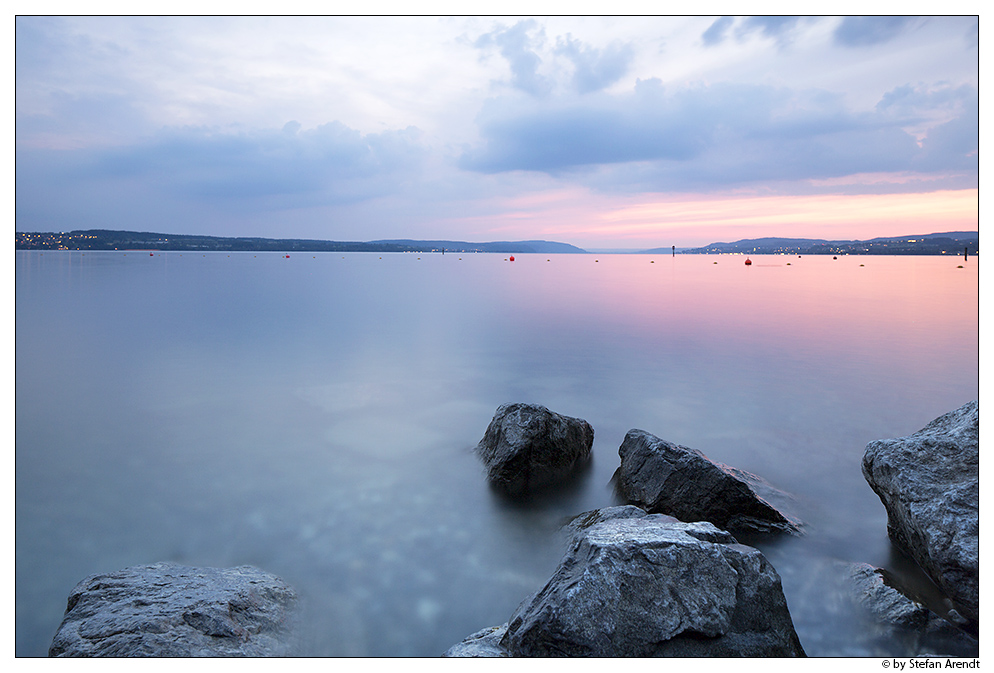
<box><xmin>15</xmin><ymin>250</ymin><xmax>979</xmax><ymax>656</ymax></box>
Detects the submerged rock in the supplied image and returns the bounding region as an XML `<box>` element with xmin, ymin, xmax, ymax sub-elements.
<box><xmin>446</xmin><ymin>510</ymin><xmax>805</xmax><ymax>657</ymax></box>
<box><xmin>769</xmin><ymin>551</ymin><xmax>978</xmax><ymax>658</ymax></box>
<box><xmin>862</xmin><ymin>401</ymin><xmax>978</xmax><ymax>629</ymax></box>
<box><xmin>476</xmin><ymin>403</ymin><xmax>594</xmax><ymax>496</ymax></box>
<box><xmin>846</xmin><ymin>562</ymin><xmax>976</xmax><ymax>655</ymax></box>
<box><xmin>49</xmin><ymin>562</ymin><xmax>298</xmax><ymax>657</ymax></box>
<box><xmin>612</xmin><ymin>429</ymin><xmax>802</xmax><ymax>535</ymax></box>
<box><xmin>847</xmin><ymin>562</ymin><xmax>933</xmax><ymax>629</ymax></box>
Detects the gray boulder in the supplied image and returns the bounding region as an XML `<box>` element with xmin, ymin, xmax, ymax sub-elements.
<box><xmin>49</xmin><ymin>562</ymin><xmax>299</xmax><ymax>657</ymax></box>
<box><xmin>862</xmin><ymin>401</ymin><xmax>978</xmax><ymax>628</ymax></box>
<box><xmin>476</xmin><ymin>403</ymin><xmax>594</xmax><ymax>496</ymax></box>
<box><xmin>612</xmin><ymin>429</ymin><xmax>802</xmax><ymax>535</ymax></box>
<box><xmin>446</xmin><ymin>510</ymin><xmax>805</xmax><ymax>657</ymax></box>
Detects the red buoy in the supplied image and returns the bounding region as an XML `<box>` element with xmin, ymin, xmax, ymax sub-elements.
<box><xmin>150</xmin><ymin>252</ymin><xmax>154</xmax><ymax>256</ymax></box>
<box><xmin>744</xmin><ymin>258</ymin><xmax>752</xmax><ymax>265</ymax></box>
<box><xmin>285</xmin><ymin>255</ymin><xmax>289</xmax><ymax>258</ymax></box>
<box><xmin>509</xmin><ymin>255</ymin><xmax>515</xmax><ymax>262</ymax></box>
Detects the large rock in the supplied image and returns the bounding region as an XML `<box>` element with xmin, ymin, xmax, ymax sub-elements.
<box><xmin>476</xmin><ymin>403</ymin><xmax>594</xmax><ymax>496</ymax></box>
<box><xmin>612</xmin><ymin>429</ymin><xmax>801</xmax><ymax>535</ymax></box>
<box><xmin>49</xmin><ymin>562</ymin><xmax>299</xmax><ymax>657</ymax></box>
<box><xmin>862</xmin><ymin>401</ymin><xmax>978</xmax><ymax>629</ymax></box>
<box><xmin>446</xmin><ymin>509</ymin><xmax>805</xmax><ymax>657</ymax></box>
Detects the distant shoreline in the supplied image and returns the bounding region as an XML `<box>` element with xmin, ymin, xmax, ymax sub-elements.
<box><xmin>15</xmin><ymin>228</ymin><xmax>978</xmax><ymax>256</ymax></box>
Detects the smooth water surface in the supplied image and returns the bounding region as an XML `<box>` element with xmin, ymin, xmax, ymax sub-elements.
<box><xmin>15</xmin><ymin>251</ymin><xmax>979</xmax><ymax>656</ymax></box>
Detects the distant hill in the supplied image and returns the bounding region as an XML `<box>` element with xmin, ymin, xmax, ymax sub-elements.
<box><xmin>668</xmin><ymin>232</ymin><xmax>978</xmax><ymax>256</ymax></box>
<box><xmin>15</xmin><ymin>228</ymin><xmax>976</xmax><ymax>256</ymax></box>
<box><xmin>373</xmin><ymin>239</ymin><xmax>587</xmax><ymax>253</ymax></box>
<box><xmin>15</xmin><ymin>230</ymin><xmax>587</xmax><ymax>254</ymax></box>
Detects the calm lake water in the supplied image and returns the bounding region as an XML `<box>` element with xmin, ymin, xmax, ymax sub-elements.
<box><xmin>15</xmin><ymin>250</ymin><xmax>979</xmax><ymax>657</ymax></box>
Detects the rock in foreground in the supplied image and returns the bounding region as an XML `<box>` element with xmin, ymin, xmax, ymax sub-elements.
<box><xmin>49</xmin><ymin>562</ymin><xmax>298</xmax><ymax>657</ymax></box>
<box><xmin>612</xmin><ymin>429</ymin><xmax>802</xmax><ymax>535</ymax></box>
<box><xmin>476</xmin><ymin>403</ymin><xmax>594</xmax><ymax>496</ymax></box>
<box><xmin>862</xmin><ymin>401</ymin><xmax>978</xmax><ymax>629</ymax></box>
<box><xmin>446</xmin><ymin>509</ymin><xmax>805</xmax><ymax>657</ymax></box>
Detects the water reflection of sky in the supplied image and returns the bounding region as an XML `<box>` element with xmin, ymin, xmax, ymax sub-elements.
<box><xmin>15</xmin><ymin>251</ymin><xmax>978</xmax><ymax>656</ymax></box>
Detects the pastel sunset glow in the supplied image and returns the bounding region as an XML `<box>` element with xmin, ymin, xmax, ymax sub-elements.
<box><xmin>452</xmin><ymin>188</ymin><xmax>980</xmax><ymax>247</ymax></box>
<box><xmin>15</xmin><ymin>13</ymin><xmax>979</xmax><ymax>248</ymax></box>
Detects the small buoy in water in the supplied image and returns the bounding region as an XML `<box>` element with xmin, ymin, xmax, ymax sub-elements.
<box><xmin>285</xmin><ymin>255</ymin><xmax>289</xmax><ymax>258</ymax></box>
<box><xmin>509</xmin><ymin>256</ymin><xmax>515</xmax><ymax>261</ymax></box>
<box><xmin>860</xmin><ymin>264</ymin><xmax>864</xmax><ymax>267</ymax></box>
<box><xmin>150</xmin><ymin>252</ymin><xmax>154</xmax><ymax>256</ymax></box>
<box><xmin>787</xmin><ymin>263</ymin><xmax>791</xmax><ymax>266</ymax></box>
<box><xmin>957</xmin><ymin>265</ymin><xmax>964</xmax><ymax>268</ymax></box>
<box><xmin>650</xmin><ymin>260</ymin><xmax>654</xmax><ymax>263</ymax></box>
<box><xmin>744</xmin><ymin>258</ymin><xmax>752</xmax><ymax>265</ymax></box>
<box><xmin>833</xmin><ymin>256</ymin><xmax>837</xmax><ymax>260</ymax></box>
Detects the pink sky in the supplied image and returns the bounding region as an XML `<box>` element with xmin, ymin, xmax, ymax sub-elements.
<box><xmin>445</xmin><ymin>187</ymin><xmax>979</xmax><ymax>248</ymax></box>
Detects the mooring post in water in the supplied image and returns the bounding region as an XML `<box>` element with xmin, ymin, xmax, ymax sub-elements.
<box><xmin>965</xmin><ymin>246</ymin><xmax>968</xmax><ymax>261</ymax></box>
<box><xmin>672</xmin><ymin>245</ymin><xmax>675</xmax><ymax>257</ymax></box>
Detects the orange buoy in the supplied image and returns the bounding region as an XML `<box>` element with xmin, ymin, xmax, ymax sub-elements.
<box><xmin>744</xmin><ymin>258</ymin><xmax>752</xmax><ymax>266</ymax></box>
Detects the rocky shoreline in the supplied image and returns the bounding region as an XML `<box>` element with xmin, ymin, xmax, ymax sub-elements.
<box><xmin>48</xmin><ymin>401</ymin><xmax>979</xmax><ymax>657</ymax></box>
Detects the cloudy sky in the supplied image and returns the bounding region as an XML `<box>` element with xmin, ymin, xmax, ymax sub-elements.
<box><xmin>15</xmin><ymin>14</ymin><xmax>979</xmax><ymax>248</ymax></box>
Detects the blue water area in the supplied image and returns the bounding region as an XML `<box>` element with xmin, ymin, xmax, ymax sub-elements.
<box><xmin>15</xmin><ymin>250</ymin><xmax>979</xmax><ymax>656</ymax></box>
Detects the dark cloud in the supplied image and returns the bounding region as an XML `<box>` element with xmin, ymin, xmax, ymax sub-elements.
<box><xmin>738</xmin><ymin>16</ymin><xmax>802</xmax><ymax>40</ymax></box>
<box><xmin>876</xmin><ymin>82</ymin><xmax>975</xmax><ymax>117</ymax></box>
<box><xmin>913</xmin><ymin>90</ymin><xmax>979</xmax><ymax>172</ymax></box>
<box><xmin>459</xmin><ymin>79</ymin><xmax>977</xmax><ymax>194</ymax></box>
<box><xmin>16</xmin><ymin>121</ymin><xmax>429</xmax><ymax>232</ymax></box>
<box><xmin>701</xmin><ymin>16</ymin><xmax>734</xmax><ymax>46</ymax></box>
<box><xmin>86</xmin><ymin>121</ymin><xmax>426</xmax><ymax>202</ymax></box>
<box><xmin>701</xmin><ymin>16</ymin><xmax>814</xmax><ymax>48</ymax></box>
<box><xmin>555</xmin><ymin>35</ymin><xmax>635</xmax><ymax>94</ymax></box>
<box><xmin>833</xmin><ymin>16</ymin><xmax>920</xmax><ymax>47</ymax></box>
<box><xmin>475</xmin><ymin>20</ymin><xmax>551</xmax><ymax>96</ymax></box>
<box><xmin>460</xmin><ymin>79</ymin><xmax>715</xmax><ymax>173</ymax></box>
